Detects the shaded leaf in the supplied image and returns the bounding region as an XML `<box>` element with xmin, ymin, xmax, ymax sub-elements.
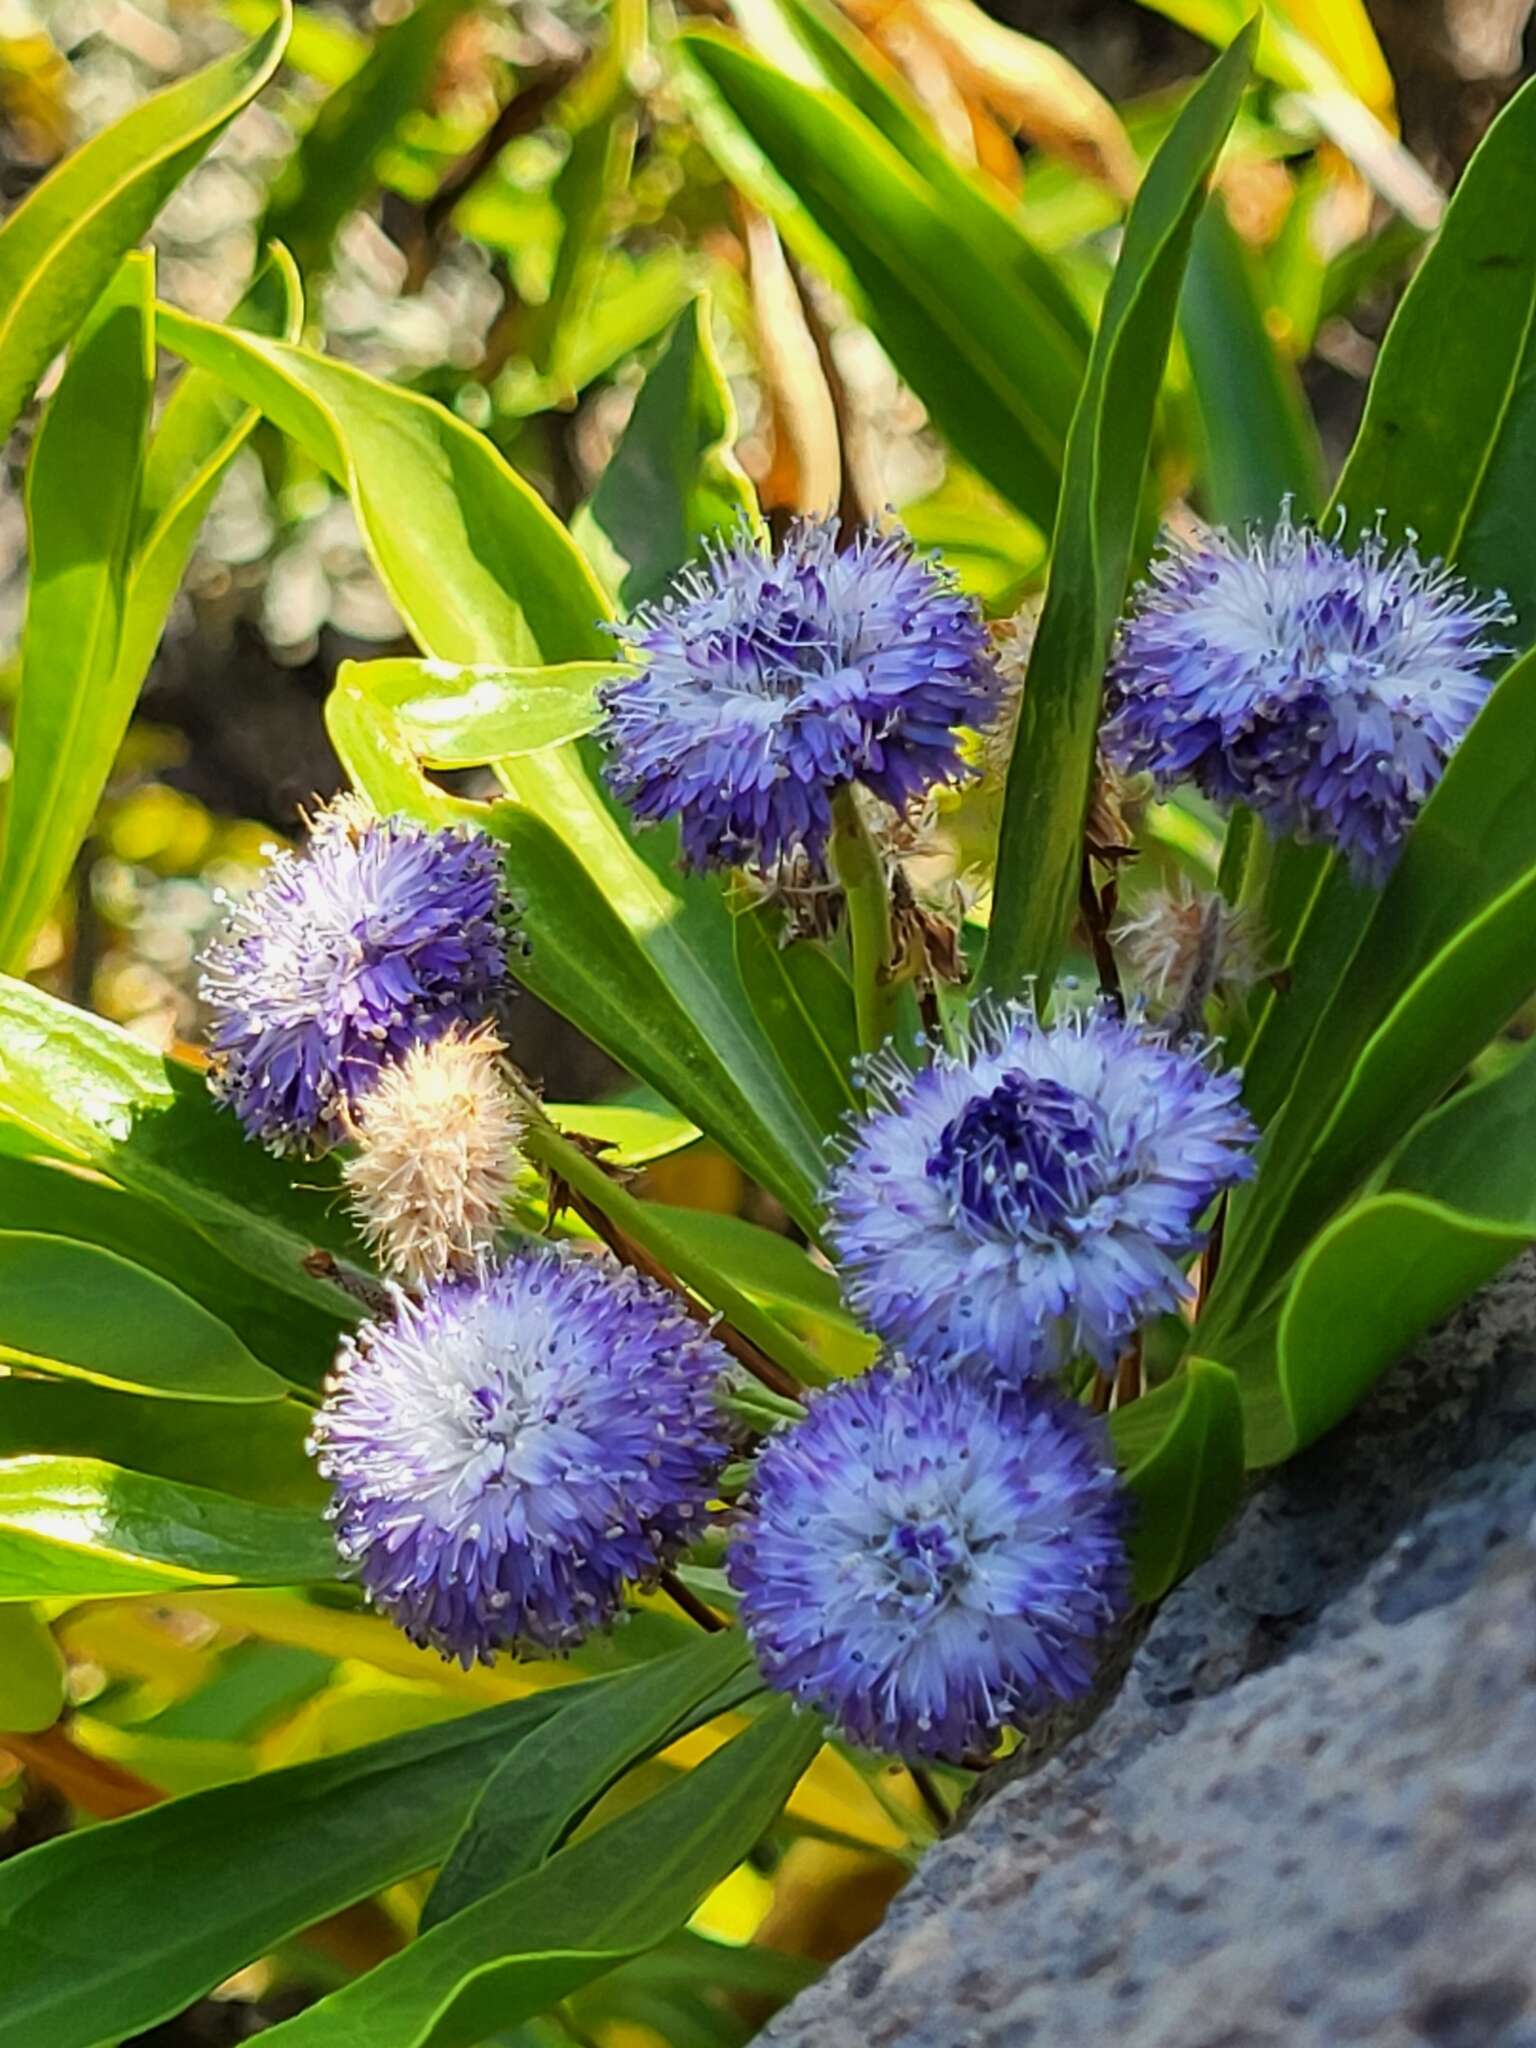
<box><xmin>253</xmin><ymin>1702</ymin><xmax>822</xmax><ymax>2048</ymax></box>
<box><xmin>1110</xmin><ymin>1358</ymin><xmax>1245</xmax><ymax>1601</ymax></box>
<box><xmin>424</xmin><ymin>1632</ymin><xmax>758</xmax><ymax>1928</ymax></box>
<box><xmin>0</xmin><ymin>1687</ymin><xmax>576</xmax><ymax>2048</ymax></box>
<box><xmin>571</xmin><ymin>295</ymin><xmax>760</xmax><ymax>609</ymax></box>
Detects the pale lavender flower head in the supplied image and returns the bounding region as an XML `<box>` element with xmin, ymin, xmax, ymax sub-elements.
<box><xmin>201</xmin><ymin>801</ymin><xmax>509</xmax><ymax>1155</ymax></box>
<box><xmin>1103</xmin><ymin>513</ymin><xmax>1512</xmax><ymax>882</ymax></box>
<box><xmin>310</xmin><ymin>1246</ymin><xmax>732</xmax><ymax>1663</ymax></box>
<box><xmin>728</xmin><ymin>1362</ymin><xmax>1130</xmax><ymax>1758</ymax></box>
<box><xmin>825</xmin><ymin>1002</ymin><xmax>1255</xmax><ymax>1381</ymax></box>
<box><xmin>598</xmin><ymin>518</ymin><xmax>999</xmax><ymax>872</ymax></box>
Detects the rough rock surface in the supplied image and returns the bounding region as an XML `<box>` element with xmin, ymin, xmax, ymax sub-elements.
<box><xmin>763</xmin><ymin>1261</ymin><xmax>1536</xmax><ymax>2048</ymax></box>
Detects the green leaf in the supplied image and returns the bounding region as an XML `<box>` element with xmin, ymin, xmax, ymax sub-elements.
<box><xmin>0</xmin><ymin>1377</ymin><xmax>323</xmax><ymax>1510</ymax></box>
<box><xmin>0</xmin><ymin>1151</ymin><xmax>346</xmax><ymax>1385</ymax></box>
<box><xmin>0</xmin><ymin>1686</ymin><xmax>578</xmax><ymax>2048</ymax></box>
<box><xmin>0</xmin><ymin>1456</ymin><xmax>334</xmax><ymax>1599</ymax></box>
<box><xmin>1332</xmin><ymin>75</ymin><xmax>1536</xmax><ymax>648</ymax></box>
<box><xmin>1181</xmin><ymin>199</ymin><xmax>1324</xmax><ymax>527</ymax></box>
<box><xmin>1207</xmin><ymin>641</ymin><xmax>1536</xmax><ymax>1337</ymax></box>
<box><xmin>571</xmin><ymin>295</ymin><xmax>761</xmax><ymax>609</ymax></box>
<box><xmin>0</xmin><ymin>253</ymin><xmax>153</xmax><ymax>972</ymax></box>
<box><xmin>0</xmin><ymin>974</ymin><xmax>365</xmax><ymax>1328</ymax></box>
<box><xmin>674</xmin><ymin>24</ymin><xmax>1084</xmax><ymax>531</ymax></box>
<box><xmin>0</xmin><ymin>1232</ymin><xmax>286</xmax><ymax>1403</ymax></box>
<box><xmin>1110</xmin><ymin>1357</ymin><xmax>1246</xmax><ymax>1601</ymax></box>
<box><xmin>1255</xmin><ymin>1035</ymin><xmax>1536</xmax><ymax>1460</ymax></box>
<box><xmin>264</xmin><ymin>0</ymin><xmax>476</xmax><ymax>275</ymax></box>
<box><xmin>424</xmin><ymin>1632</ymin><xmax>758</xmax><ymax>1928</ymax></box>
<box><xmin>0</xmin><ymin>1</ymin><xmax>289</xmax><ymax>446</ymax></box>
<box><xmin>733</xmin><ymin>910</ymin><xmax>860</xmax><ymax>1139</ymax></box>
<box><xmin>335</xmin><ymin>658</ymin><xmax>615</xmax><ymax>765</ymax></box>
<box><xmin>0</xmin><ymin>1607</ymin><xmax>66</xmax><ymax>1734</ymax></box>
<box><xmin>113</xmin><ymin>245</ymin><xmax>306</xmax><ymax>722</ymax></box>
<box><xmin>152</xmin><ymin>307</ymin><xmax>613</xmax><ymax>666</ymax></box>
<box><xmin>253</xmin><ymin>1702</ymin><xmax>822</xmax><ymax>2048</ymax></box>
<box><xmin>981</xmin><ymin>28</ymin><xmax>1255</xmax><ymax>999</ymax></box>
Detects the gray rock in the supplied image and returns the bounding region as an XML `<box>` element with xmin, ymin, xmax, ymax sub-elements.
<box><xmin>763</xmin><ymin>1260</ymin><xmax>1536</xmax><ymax>2048</ymax></box>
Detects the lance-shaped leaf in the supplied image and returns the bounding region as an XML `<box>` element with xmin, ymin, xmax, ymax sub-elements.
<box><xmin>981</xmin><ymin>26</ymin><xmax>1255</xmax><ymax>1000</ymax></box>
<box><xmin>0</xmin><ymin>0</ymin><xmax>289</xmax><ymax>444</ymax></box>
<box><xmin>0</xmin><ymin>255</ymin><xmax>153</xmax><ymax>972</ymax></box>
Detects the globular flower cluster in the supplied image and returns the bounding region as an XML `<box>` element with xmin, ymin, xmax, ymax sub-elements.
<box><xmin>728</xmin><ymin>1364</ymin><xmax>1129</xmax><ymax>1758</ymax></box>
<box><xmin>310</xmin><ymin>1246</ymin><xmax>733</xmax><ymax>1663</ymax></box>
<box><xmin>202</xmin><ymin>801</ymin><xmax>508</xmax><ymax>1155</ymax></box>
<box><xmin>1103</xmin><ymin>514</ymin><xmax>1511</xmax><ymax>882</ymax></box>
<box><xmin>825</xmin><ymin>1001</ymin><xmax>1256</xmax><ymax>1381</ymax></box>
<box><xmin>598</xmin><ymin>518</ymin><xmax>1000</xmax><ymax>873</ymax></box>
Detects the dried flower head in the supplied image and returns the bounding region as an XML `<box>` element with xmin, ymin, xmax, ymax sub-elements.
<box><xmin>1103</xmin><ymin>512</ymin><xmax>1512</xmax><ymax>882</ymax></box>
<box><xmin>311</xmin><ymin>1246</ymin><xmax>733</xmax><ymax>1664</ymax></box>
<box><xmin>825</xmin><ymin>1000</ymin><xmax>1256</xmax><ymax>1381</ymax></box>
<box><xmin>342</xmin><ymin>1027</ymin><xmax>524</xmax><ymax>1286</ymax></box>
<box><xmin>598</xmin><ymin>517</ymin><xmax>1000</xmax><ymax>873</ymax></box>
<box><xmin>728</xmin><ymin>1362</ymin><xmax>1130</xmax><ymax>1759</ymax></box>
<box><xmin>201</xmin><ymin>801</ymin><xmax>509</xmax><ymax>1155</ymax></box>
<box><xmin>1114</xmin><ymin>876</ymin><xmax>1265</xmax><ymax>1028</ymax></box>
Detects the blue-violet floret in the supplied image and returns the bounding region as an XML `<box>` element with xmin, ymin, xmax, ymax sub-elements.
<box><xmin>598</xmin><ymin>518</ymin><xmax>1000</xmax><ymax>872</ymax></box>
<box><xmin>728</xmin><ymin>1362</ymin><xmax>1130</xmax><ymax>1758</ymax></box>
<box><xmin>201</xmin><ymin>801</ymin><xmax>508</xmax><ymax>1155</ymax></box>
<box><xmin>1102</xmin><ymin>512</ymin><xmax>1511</xmax><ymax>882</ymax></box>
<box><xmin>310</xmin><ymin>1245</ymin><xmax>733</xmax><ymax>1663</ymax></box>
<box><xmin>825</xmin><ymin>1001</ymin><xmax>1255</xmax><ymax>1382</ymax></box>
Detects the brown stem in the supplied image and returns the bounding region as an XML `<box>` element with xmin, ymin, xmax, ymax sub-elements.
<box><xmin>1195</xmin><ymin>1195</ymin><xmax>1228</xmax><ymax>1318</ymax></box>
<box><xmin>908</xmin><ymin>1764</ymin><xmax>953</xmax><ymax>1831</ymax></box>
<box><xmin>1078</xmin><ymin>855</ymin><xmax>1125</xmax><ymax>1016</ymax></box>
<box><xmin>566</xmin><ymin>1189</ymin><xmax>803</xmax><ymax>1402</ymax></box>
<box><xmin>302</xmin><ymin>1248</ymin><xmax>392</xmax><ymax>1320</ymax></box>
<box><xmin>1109</xmin><ymin>1331</ymin><xmax>1145</xmax><ymax>1411</ymax></box>
<box><xmin>660</xmin><ymin>1569</ymin><xmax>727</xmax><ymax>1634</ymax></box>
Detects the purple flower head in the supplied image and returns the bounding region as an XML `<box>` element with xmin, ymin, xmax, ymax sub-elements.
<box><xmin>825</xmin><ymin>1001</ymin><xmax>1255</xmax><ymax>1381</ymax></box>
<box><xmin>310</xmin><ymin>1245</ymin><xmax>733</xmax><ymax>1664</ymax></box>
<box><xmin>598</xmin><ymin>518</ymin><xmax>999</xmax><ymax>872</ymax></box>
<box><xmin>201</xmin><ymin>800</ymin><xmax>509</xmax><ymax>1155</ymax></box>
<box><xmin>728</xmin><ymin>1362</ymin><xmax>1130</xmax><ymax>1758</ymax></box>
<box><xmin>1103</xmin><ymin>512</ymin><xmax>1512</xmax><ymax>882</ymax></box>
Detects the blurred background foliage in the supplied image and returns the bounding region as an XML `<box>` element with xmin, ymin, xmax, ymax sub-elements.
<box><xmin>1</xmin><ymin>0</ymin><xmax>1533</xmax><ymax>2038</ymax></box>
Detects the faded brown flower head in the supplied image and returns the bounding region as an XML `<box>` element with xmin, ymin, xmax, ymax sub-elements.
<box><xmin>1114</xmin><ymin>876</ymin><xmax>1265</xmax><ymax>1030</ymax></box>
<box><xmin>342</xmin><ymin>1026</ymin><xmax>524</xmax><ymax>1287</ymax></box>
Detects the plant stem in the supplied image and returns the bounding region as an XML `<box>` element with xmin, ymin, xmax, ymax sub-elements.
<box><xmin>517</xmin><ymin>1102</ymin><xmax>833</xmax><ymax>1394</ymax></box>
<box><xmin>831</xmin><ymin>786</ymin><xmax>900</xmax><ymax>1058</ymax></box>
<box><xmin>909</xmin><ymin>1764</ymin><xmax>953</xmax><ymax>1832</ymax></box>
<box><xmin>660</xmin><ymin>1569</ymin><xmax>727</xmax><ymax>1633</ymax></box>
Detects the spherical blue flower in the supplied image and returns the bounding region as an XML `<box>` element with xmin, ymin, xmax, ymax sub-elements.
<box><xmin>825</xmin><ymin>1002</ymin><xmax>1255</xmax><ymax>1381</ymax></box>
<box><xmin>728</xmin><ymin>1362</ymin><xmax>1130</xmax><ymax>1758</ymax></box>
<box><xmin>598</xmin><ymin>518</ymin><xmax>999</xmax><ymax>872</ymax></box>
<box><xmin>1103</xmin><ymin>513</ymin><xmax>1512</xmax><ymax>882</ymax></box>
<box><xmin>310</xmin><ymin>1246</ymin><xmax>733</xmax><ymax>1663</ymax></box>
<box><xmin>201</xmin><ymin>801</ymin><xmax>509</xmax><ymax>1155</ymax></box>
